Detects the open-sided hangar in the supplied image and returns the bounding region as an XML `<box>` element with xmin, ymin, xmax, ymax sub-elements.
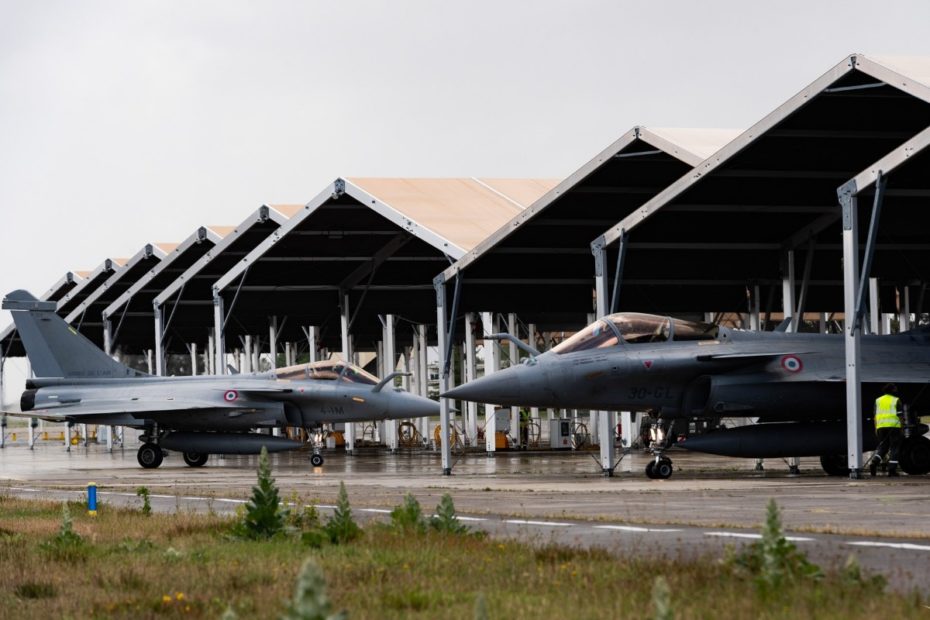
<box><xmin>4</xmin><ymin>53</ymin><xmax>930</xmax><ymax>480</ymax></box>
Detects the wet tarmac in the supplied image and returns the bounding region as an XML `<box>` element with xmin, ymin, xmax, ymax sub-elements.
<box><xmin>2</xmin><ymin>441</ymin><xmax>929</xmax><ymax>539</ymax></box>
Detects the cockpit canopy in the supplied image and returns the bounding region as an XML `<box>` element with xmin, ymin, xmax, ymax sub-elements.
<box><xmin>551</xmin><ymin>313</ymin><xmax>718</xmax><ymax>355</ymax></box>
<box><xmin>274</xmin><ymin>360</ymin><xmax>379</xmax><ymax>385</ymax></box>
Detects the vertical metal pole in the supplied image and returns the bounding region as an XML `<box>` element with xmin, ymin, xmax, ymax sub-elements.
<box><xmin>435</xmin><ymin>282</ymin><xmax>452</xmax><ymax>474</ymax></box>
<box><xmin>464</xmin><ymin>313</ymin><xmax>478</xmax><ymax>444</ymax></box>
<box><xmin>383</xmin><ymin>314</ymin><xmax>398</xmax><ymax>452</ymax></box>
<box><xmin>507</xmin><ymin>313</ymin><xmax>520</xmax><ymax>446</ymax></box>
<box><xmin>340</xmin><ymin>295</ymin><xmax>354</xmax><ymax>454</ymax></box>
<box><xmin>527</xmin><ymin>323</ymin><xmax>540</xmax><ymax>432</ymax></box>
<box><xmin>213</xmin><ymin>293</ymin><xmax>226</xmax><ymax>375</ymax></box>
<box><xmin>268</xmin><ymin>316</ymin><xmax>278</xmax><ymax>371</ymax></box>
<box><xmin>153</xmin><ymin>305</ymin><xmax>165</xmax><ymax>375</ymax></box>
<box><xmin>480</xmin><ymin>312</ymin><xmax>500</xmax><ymax>454</ymax></box>
<box><xmin>900</xmin><ymin>286</ymin><xmax>911</xmax><ymax>331</ymax></box>
<box><xmin>750</xmin><ymin>284</ymin><xmax>761</xmax><ymax>331</ymax></box>
<box><xmin>869</xmin><ymin>278</ymin><xmax>880</xmax><ymax>335</ymax></box>
<box><xmin>207</xmin><ymin>333</ymin><xmax>215</xmax><ymax>375</ymax></box>
<box><xmin>783</xmin><ymin>250</ymin><xmax>796</xmax><ymax>332</ymax></box>
<box><xmin>146</xmin><ymin>350</ymin><xmax>154</xmax><ymax>375</ymax></box>
<box><xmin>189</xmin><ymin>343</ymin><xmax>198</xmax><ymax>376</ymax></box>
<box><xmin>102</xmin><ymin>317</ymin><xmax>113</xmax><ymax>357</ymax></box>
<box><xmin>284</xmin><ymin>341</ymin><xmax>293</xmax><ymax>367</ymax></box>
<box><xmin>308</xmin><ymin>326</ymin><xmax>320</xmax><ymax>363</ymax></box>
<box><xmin>417</xmin><ymin>324</ymin><xmax>429</xmax><ymax>443</ymax></box>
<box><xmin>593</xmin><ymin>244</ymin><xmax>616</xmax><ymax>476</ymax></box>
<box><xmin>243</xmin><ymin>335</ymin><xmax>253</xmax><ymax>373</ymax></box>
<box><xmin>840</xmin><ymin>189</ymin><xmax>863</xmax><ymax>478</ymax></box>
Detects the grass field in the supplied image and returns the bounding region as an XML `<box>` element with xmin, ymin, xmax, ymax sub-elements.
<box><xmin>0</xmin><ymin>493</ymin><xmax>927</xmax><ymax>619</ymax></box>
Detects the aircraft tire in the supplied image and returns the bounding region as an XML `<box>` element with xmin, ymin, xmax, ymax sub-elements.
<box><xmin>137</xmin><ymin>443</ymin><xmax>164</xmax><ymax>469</ymax></box>
<box><xmin>819</xmin><ymin>454</ymin><xmax>848</xmax><ymax>477</ymax></box>
<box><xmin>644</xmin><ymin>461</ymin><xmax>657</xmax><ymax>479</ymax></box>
<box><xmin>310</xmin><ymin>453</ymin><xmax>324</xmax><ymax>467</ymax></box>
<box><xmin>900</xmin><ymin>436</ymin><xmax>930</xmax><ymax>475</ymax></box>
<box><xmin>182</xmin><ymin>452</ymin><xmax>209</xmax><ymax>467</ymax></box>
<box><xmin>654</xmin><ymin>459</ymin><xmax>673</xmax><ymax>480</ymax></box>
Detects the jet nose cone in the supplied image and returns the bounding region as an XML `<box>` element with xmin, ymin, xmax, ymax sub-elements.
<box><xmin>388</xmin><ymin>391</ymin><xmax>440</xmax><ymax>419</ymax></box>
<box><xmin>442</xmin><ymin>366</ymin><xmax>524</xmax><ymax>406</ymax></box>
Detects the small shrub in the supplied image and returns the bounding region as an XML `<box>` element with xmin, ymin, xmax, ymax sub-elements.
<box><xmin>300</xmin><ymin>529</ymin><xmax>328</xmax><ymax>549</ymax></box>
<box><xmin>841</xmin><ymin>553</ymin><xmax>886</xmax><ymax>591</ymax></box>
<box><xmin>430</xmin><ymin>494</ymin><xmax>468</xmax><ymax>535</ymax></box>
<box><xmin>324</xmin><ymin>482</ymin><xmax>360</xmax><ymax>544</ymax></box>
<box><xmin>39</xmin><ymin>503</ymin><xmax>87</xmax><ymax>562</ymax></box>
<box><xmin>726</xmin><ymin>499</ymin><xmax>822</xmax><ymax>594</ymax></box>
<box><xmin>136</xmin><ymin>486</ymin><xmax>152</xmax><ymax>516</ymax></box>
<box><xmin>280</xmin><ymin>558</ymin><xmax>347</xmax><ymax>620</ymax></box>
<box><xmin>652</xmin><ymin>575</ymin><xmax>672</xmax><ymax>620</ymax></box>
<box><xmin>232</xmin><ymin>446</ymin><xmax>288</xmax><ymax>540</ymax></box>
<box><xmin>15</xmin><ymin>581</ymin><xmax>57</xmax><ymax>599</ymax></box>
<box><xmin>390</xmin><ymin>494</ymin><xmax>426</xmax><ymax>533</ymax></box>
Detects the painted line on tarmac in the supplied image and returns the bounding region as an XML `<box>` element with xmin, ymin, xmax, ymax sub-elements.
<box><xmin>456</xmin><ymin>516</ymin><xmax>488</xmax><ymax>522</ymax></box>
<box><xmin>505</xmin><ymin>519</ymin><xmax>572</xmax><ymax>527</ymax></box>
<box><xmin>848</xmin><ymin>541</ymin><xmax>930</xmax><ymax>552</ymax></box>
<box><xmin>360</xmin><ymin>508</ymin><xmax>392</xmax><ymax>514</ymax></box>
<box><xmin>595</xmin><ymin>525</ymin><xmax>683</xmax><ymax>533</ymax></box>
<box><xmin>705</xmin><ymin>532</ymin><xmax>814</xmax><ymax>542</ymax></box>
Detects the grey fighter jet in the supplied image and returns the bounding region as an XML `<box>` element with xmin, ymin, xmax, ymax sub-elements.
<box><xmin>2</xmin><ymin>290</ymin><xmax>438</xmax><ymax>469</ymax></box>
<box><xmin>444</xmin><ymin>312</ymin><xmax>930</xmax><ymax>478</ymax></box>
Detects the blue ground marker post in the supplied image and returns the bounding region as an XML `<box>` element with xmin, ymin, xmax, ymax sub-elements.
<box><xmin>87</xmin><ymin>482</ymin><xmax>97</xmax><ymax>517</ymax></box>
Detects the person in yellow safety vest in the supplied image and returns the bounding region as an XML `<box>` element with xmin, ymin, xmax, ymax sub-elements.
<box><xmin>871</xmin><ymin>383</ymin><xmax>904</xmax><ymax>477</ymax></box>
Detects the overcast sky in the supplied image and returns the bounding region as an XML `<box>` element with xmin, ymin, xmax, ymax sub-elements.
<box><xmin>3</xmin><ymin>0</ymin><xmax>930</xmax><ymax>329</ymax></box>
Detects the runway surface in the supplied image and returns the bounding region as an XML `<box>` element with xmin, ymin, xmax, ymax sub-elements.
<box><xmin>2</xmin><ymin>443</ymin><xmax>930</xmax><ymax>592</ymax></box>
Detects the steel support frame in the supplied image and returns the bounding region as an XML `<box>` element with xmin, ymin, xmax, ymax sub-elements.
<box><xmin>480</xmin><ymin>312</ymin><xmax>501</xmax><ymax>453</ymax></box>
<box><xmin>340</xmin><ymin>294</ymin><xmax>354</xmax><ymax>454</ymax></box>
<box><xmin>839</xmin><ymin>187</ymin><xmax>864</xmax><ymax>478</ymax></box>
<box><xmin>434</xmin><ymin>281</ymin><xmax>452</xmax><ymax>474</ymax></box>
<box><xmin>592</xmin><ymin>242</ymin><xmax>617</xmax><ymax>476</ymax></box>
<box><xmin>382</xmin><ymin>314</ymin><xmax>398</xmax><ymax>451</ymax></box>
<box><xmin>463</xmin><ymin>313</ymin><xmax>478</xmax><ymax>443</ymax></box>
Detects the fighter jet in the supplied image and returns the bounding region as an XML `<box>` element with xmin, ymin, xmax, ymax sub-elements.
<box><xmin>444</xmin><ymin>312</ymin><xmax>930</xmax><ymax>478</ymax></box>
<box><xmin>2</xmin><ymin>290</ymin><xmax>438</xmax><ymax>469</ymax></box>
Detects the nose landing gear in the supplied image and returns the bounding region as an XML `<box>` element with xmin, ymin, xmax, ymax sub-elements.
<box><xmin>644</xmin><ymin>417</ymin><xmax>674</xmax><ymax>479</ymax></box>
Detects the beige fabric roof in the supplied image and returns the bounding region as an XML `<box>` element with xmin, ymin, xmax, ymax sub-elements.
<box><xmin>347</xmin><ymin>178</ymin><xmax>558</xmax><ymax>252</ymax></box>
<box><xmin>154</xmin><ymin>243</ymin><xmax>178</xmax><ymax>254</ymax></box>
<box><xmin>647</xmin><ymin>128</ymin><xmax>743</xmax><ymax>161</ymax></box>
<box><xmin>269</xmin><ymin>204</ymin><xmax>305</xmax><ymax>218</ymax></box>
<box><xmin>207</xmin><ymin>225</ymin><xmax>237</xmax><ymax>238</ymax></box>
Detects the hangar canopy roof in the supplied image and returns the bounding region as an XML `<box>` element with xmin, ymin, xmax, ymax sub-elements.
<box><xmin>594</xmin><ymin>54</ymin><xmax>930</xmax><ymax>317</ymax></box>
<box><xmin>100</xmin><ymin>226</ymin><xmax>232</xmax><ymax>353</ymax></box>
<box><xmin>150</xmin><ymin>205</ymin><xmax>302</xmax><ymax>354</ymax></box>
<box><xmin>438</xmin><ymin>127</ymin><xmax>740</xmax><ymax>328</ymax></box>
<box><xmin>213</xmin><ymin>178</ymin><xmax>556</xmax><ymax>351</ymax></box>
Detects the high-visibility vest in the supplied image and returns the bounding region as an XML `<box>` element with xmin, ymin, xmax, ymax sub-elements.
<box><xmin>874</xmin><ymin>394</ymin><xmax>902</xmax><ymax>429</ymax></box>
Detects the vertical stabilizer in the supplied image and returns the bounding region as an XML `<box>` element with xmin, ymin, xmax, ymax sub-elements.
<box><xmin>3</xmin><ymin>290</ymin><xmax>143</xmax><ymax>378</ymax></box>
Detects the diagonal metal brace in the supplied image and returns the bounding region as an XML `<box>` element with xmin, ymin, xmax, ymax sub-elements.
<box><xmin>854</xmin><ymin>171</ymin><xmax>887</xmax><ymax>332</ymax></box>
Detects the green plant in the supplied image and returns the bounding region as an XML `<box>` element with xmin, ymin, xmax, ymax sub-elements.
<box><xmin>323</xmin><ymin>482</ymin><xmax>360</xmax><ymax>544</ymax></box>
<box><xmin>136</xmin><ymin>486</ymin><xmax>151</xmax><ymax>516</ymax></box>
<box><xmin>430</xmin><ymin>494</ymin><xmax>468</xmax><ymax>534</ymax></box>
<box><xmin>39</xmin><ymin>503</ymin><xmax>87</xmax><ymax>562</ymax></box>
<box><xmin>390</xmin><ymin>494</ymin><xmax>426</xmax><ymax>533</ymax></box>
<box><xmin>652</xmin><ymin>575</ymin><xmax>672</xmax><ymax>620</ymax></box>
<box><xmin>233</xmin><ymin>447</ymin><xmax>288</xmax><ymax>540</ymax></box>
<box><xmin>727</xmin><ymin>499</ymin><xmax>822</xmax><ymax>594</ymax></box>
<box><xmin>15</xmin><ymin>581</ymin><xmax>57</xmax><ymax>599</ymax></box>
<box><xmin>280</xmin><ymin>558</ymin><xmax>346</xmax><ymax>620</ymax></box>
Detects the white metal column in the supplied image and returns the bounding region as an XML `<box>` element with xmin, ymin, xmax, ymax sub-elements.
<box><xmin>213</xmin><ymin>294</ymin><xmax>226</xmax><ymax>375</ymax></box>
<box><xmin>207</xmin><ymin>334</ymin><xmax>215</xmax><ymax>374</ymax></box>
<box><xmin>417</xmin><ymin>325</ymin><xmax>429</xmax><ymax>443</ymax></box>
<box><xmin>593</xmin><ymin>243</ymin><xmax>616</xmax><ymax>476</ymax></box>
<box><xmin>782</xmin><ymin>251</ymin><xmax>800</xmax><ymax>473</ymax></box>
<box><xmin>153</xmin><ymin>305</ymin><xmax>166</xmax><ymax>376</ymax></box>
<box><xmin>268</xmin><ymin>316</ymin><xmax>278</xmax><ymax>370</ymax></box>
<box><xmin>900</xmin><ymin>285</ymin><xmax>911</xmax><ymax>331</ymax></box>
<box><xmin>243</xmin><ymin>335</ymin><xmax>253</xmax><ymax>373</ymax></box>
<box><xmin>340</xmin><ymin>297</ymin><xmax>354</xmax><ymax>454</ymax></box>
<box><xmin>869</xmin><ymin>278</ymin><xmax>880</xmax><ymax>335</ymax></box>
<box><xmin>383</xmin><ymin>314</ymin><xmax>398</xmax><ymax>451</ymax></box>
<box><xmin>190</xmin><ymin>343</ymin><xmax>198</xmax><ymax>376</ymax></box>
<box><xmin>840</xmin><ymin>189</ymin><xmax>864</xmax><ymax>477</ymax></box>
<box><xmin>507</xmin><ymin>313</ymin><xmax>520</xmax><ymax>446</ymax></box>
<box><xmin>435</xmin><ymin>285</ymin><xmax>452</xmax><ymax>474</ymax></box>
<box><xmin>527</xmin><ymin>323</ymin><xmax>540</xmax><ymax>441</ymax></box>
<box><xmin>464</xmin><ymin>313</ymin><xmax>478</xmax><ymax>444</ymax></box>
<box><xmin>480</xmin><ymin>312</ymin><xmax>500</xmax><ymax>453</ymax></box>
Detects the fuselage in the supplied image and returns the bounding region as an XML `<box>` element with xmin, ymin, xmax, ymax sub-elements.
<box><xmin>444</xmin><ymin>313</ymin><xmax>930</xmax><ymax>422</ymax></box>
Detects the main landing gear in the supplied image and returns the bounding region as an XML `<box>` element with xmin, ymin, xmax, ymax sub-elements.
<box><xmin>137</xmin><ymin>443</ymin><xmax>164</xmax><ymax>469</ymax></box>
<box><xmin>183</xmin><ymin>452</ymin><xmax>209</xmax><ymax>467</ymax></box>
<box><xmin>644</xmin><ymin>417</ymin><xmax>674</xmax><ymax>479</ymax></box>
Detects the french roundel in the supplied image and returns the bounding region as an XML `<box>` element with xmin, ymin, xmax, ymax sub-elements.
<box><xmin>224</xmin><ymin>390</ymin><xmax>239</xmax><ymax>402</ymax></box>
<box><xmin>780</xmin><ymin>355</ymin><xmax>803</xmax><ymax>373</ymax></box>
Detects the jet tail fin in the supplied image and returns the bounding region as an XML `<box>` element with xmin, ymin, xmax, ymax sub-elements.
<box><xmin>3</xmin><ymin>290</ymin><xmax>144</xmax><ymax>379</ymax></box>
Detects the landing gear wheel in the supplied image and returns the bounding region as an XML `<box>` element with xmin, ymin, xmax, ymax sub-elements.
<box><xmin>310</xmin><ymin>453</ymin><xmax>324</xmax><ymax>467</ymax></box>
<box><xmin>137</xmin><ymin>443</ymin><xmax>163</xmax><ymax>469</ymax></box>
<box><xmin>645</xmin><ymin>461</ymin><xmax>657</xmax><ymax>479</ymax></box>
<box><xmin>900</xmin><ymin>436</ymin><xmax>930</xmax><ymax>475</ymax></box>
<box><xmin>182</xmin><ymin>452</ymin><xmax>209</xmax><ymax>467</ymax></box>
<box><xmin>819</xmin><ymin>454</ymin><xmax>848</xmax><ymax>477</ymax></box>
<box><xmin>654</xmin><ymin>458</ymin><xmax>673</xmax><ymax>480</ymax></box>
